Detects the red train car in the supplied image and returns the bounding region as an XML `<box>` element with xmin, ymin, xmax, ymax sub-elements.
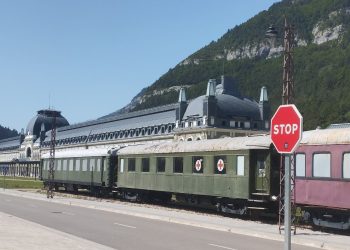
<box><xmin>295</xmin><ymin>127</ymin><xmax>350</xmax><ymax>230</ymax></box>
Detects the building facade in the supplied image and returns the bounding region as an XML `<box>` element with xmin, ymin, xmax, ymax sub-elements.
<box><xmin>0</xmin><ymin>76</ymin><xmax>270</xmax><ymax>177</ymax></box>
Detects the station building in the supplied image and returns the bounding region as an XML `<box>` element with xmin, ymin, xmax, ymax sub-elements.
<box><xmin>0</xmin><ymin>76</ymin><xmax>270</xmax><ymax>177</ymax></box>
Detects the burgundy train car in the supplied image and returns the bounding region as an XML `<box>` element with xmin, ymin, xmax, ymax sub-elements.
<box><xmin>295</xmin><ymin>127</ymin><xmax>350</xmax><ymax>230</ymax></box>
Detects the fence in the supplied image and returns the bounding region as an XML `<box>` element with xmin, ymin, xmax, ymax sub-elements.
<box><xmin>0</xmin><ymin>161</ymin><xmax>40</xmax><ymax>180</ymax></box>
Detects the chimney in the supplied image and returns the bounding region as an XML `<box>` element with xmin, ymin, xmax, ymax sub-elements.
<box><xmin>176</xmin><ymin>87</ymin><xmax>188</xmax><ymax>122</ymax></box>
<box><xmin>259</xmin><ymin>86</ymin><xmax>270</xmax><ymax>129</ymax></box>
<box><xmin>206</xmin><ymin>79</ymin><xmax>216</xmax><ymax>96</ymax></box>
<box><xmin>260</xmin><ymin>86</ymin><xmax>268</xmax><ymax>102</ymax></box>
<box><xmin>178</xmin><ymin>87</ymin><xmax>186</xmax><ymax>102</ymax></box>
<box><xmin>204</xmin><ymin>79</ymin><xmax>217</xmax><ymax>126</ymax></box>
<box><xmin>40</xmin><ymin>123</ymin><xmax>46</xmax><ymax>144</ymax></box>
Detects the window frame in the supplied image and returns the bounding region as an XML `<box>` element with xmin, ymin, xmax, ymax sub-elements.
<box><xmin>295</xmin><ymin>153</ymin><xmax>306</xmax><ymax>177</ymax></box>
<box><xmin>89</xmin><ymin>158</ymin><xmax>96</xmax><ymax>172</ymax></box>
<box><xmin>156</xmin><ymin>157</ymin><xmax>166</xmax><ymax>173</ymax></box>
<box><xmin>96</xmin><ymin>158</ymin><xmax>101</xmax><ymax>172</ymax></box>
<box><xmin>312</xmin><ymin>152</ymin><xmax>331</xmax><ymax>178</ymax></box>
<box><xmin>214</xmin><ymin>156</ymin><xmax>227</xmax><ymax>175</ymax></box>
<box><xmin>141</xmin><ymin>158</ymin><xmax>150</xmax><ymax>172</ymax></box>
<box><xmin>342</xmin><ymin>152</ymin><xmax>350</xmax><ymax>179</ymax></box>
<box><xmin>237</xmin><ymin>155</ymin><xmax>245</xmax><ymax>176</ymax></box>
<box><xmin>120</xmin><ymin>158</ymin><xmax>124</xmax><ymax>173</ymax></box>
<box><xmin>75</xmin><ymin>159</ymin><xmax>81</xmax><ymax>171</ymax></box>
<box><xmin>82</xmin><ymin>159</ymin><xmax>88</xmax><ymax>171</ymax></box>
<box><xmin>63</xmin><ymin>159</ymin><xmax>68</xmax><ymax>171</ymax></box>
<box><xmin>128</xmin><ymin>158</ymin><xmax>136</xmax><ymax>172</ymax></box>
<box><xmin>192</xmin><ymin>156</ymin><xmax>204</xmax><ymax>174</ymax></box>
<box><xmin>173</xmin><ymin>157</ymin><xmax>183</xmax><ymax>174</ymax></box>
<box><xmin>57</xmin><ymin>160</ymin><xmax>62</xmax><ymax>171</ymax></box>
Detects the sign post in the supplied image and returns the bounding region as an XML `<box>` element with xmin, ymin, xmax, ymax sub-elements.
<box><xmin>271</xmin><ymin>104</ymin><xmax>303</xmax><ymax>250</ymax></box>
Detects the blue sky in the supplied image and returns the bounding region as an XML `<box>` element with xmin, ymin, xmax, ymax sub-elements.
<box><xmin>0</xmin><ymin>0</ymin><xmax>279</xmax><ymax>132</ymax></box>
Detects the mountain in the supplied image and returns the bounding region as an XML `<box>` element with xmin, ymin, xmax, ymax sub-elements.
<box><xmin>0</xmin><ymin>125</ymin><xmax>19</xmax><ymax>140</ymax></box>
<box><xmin>114</xmin><ymin>0</ymin><xmax>350</xmax><ymax>130</ymax></box>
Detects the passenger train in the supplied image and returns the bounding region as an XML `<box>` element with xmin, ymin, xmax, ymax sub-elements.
<box><xmin>41</xmin><ymin>127</ymin><xmax>350</xmax><ymax>230</ymax></box>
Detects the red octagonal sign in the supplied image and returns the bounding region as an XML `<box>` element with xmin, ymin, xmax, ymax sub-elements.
<box><xmin>271</xmin><ymin>104</ymin><xmax>303</xmax><ymax>154</ymax></box>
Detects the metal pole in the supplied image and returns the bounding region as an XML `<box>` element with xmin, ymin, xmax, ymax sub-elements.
<box><xmin>284</xmin><ymin>154</ymin><xmax>291</xmax><ymax>250</ymax></box>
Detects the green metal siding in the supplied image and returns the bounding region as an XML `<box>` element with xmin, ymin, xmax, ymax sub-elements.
<box><xmin>42</xmin><ymin>156</ymin><xmax>108</xmax><ymax>186</ymax></box>
<box><xmin>117</xmin><ymin>149</ymin><xmax>269</xmax><ymax>200</ymax></box>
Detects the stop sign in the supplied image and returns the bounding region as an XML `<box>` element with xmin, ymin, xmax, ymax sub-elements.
<box><xmin>270</xmin><ymin>104</ymin><xmax>303</xmax><ymax>154</ymax></box>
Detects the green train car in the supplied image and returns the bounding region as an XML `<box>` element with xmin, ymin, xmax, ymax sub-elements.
<box><xmin>117</xmin><ymin>135</ymin><xmax>280</xmax><ymax>214</ymax></box>
<box><xmin>41</xmin><ymin>148</ymin><xmax>118</xmax><ymax>194</ymax></box>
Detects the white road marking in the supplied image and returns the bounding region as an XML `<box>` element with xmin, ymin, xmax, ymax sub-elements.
<box><xmin>113</xmin><ymin>222</ymin><xmax>136</xmax><ymax>229</ymax></box>
<box><xmin>208</xmin><ymin>243</ymin><xmax>238</xmax><ymax>250</ymax></box>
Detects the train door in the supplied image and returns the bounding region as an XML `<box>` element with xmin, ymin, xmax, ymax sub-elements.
<box><xmin>252</xmin><ymin>150</ymin><xmax>269</xmax><ymax>193</ymax></box>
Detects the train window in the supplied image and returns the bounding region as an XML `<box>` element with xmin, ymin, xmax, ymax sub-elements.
<box><xmin>90</xmin><ymin>158</ymin><xmax>96</xmax><ymax>171</ymax></box>
<box><xmin>142</xmin><ymin>158</ymin><xmax>150</xmax><ymax>172</ymax></box>
<box><xmin>214</xmin><ymin>156</ymin><xmax>226</xmax><ymax>174</ymax></box>
<box><xmin>192</xmin><ymin>156</ymin><xmax>204</xmax><ymax>174</ymax></box>
<box><xmin>69</xmin><ymin>160</ymin><xmax>74</xmax><ymax>171</ymax></box>
<box><xmin>103</xmin><ymin>158</ymin><xmax>107</xmax><ymax>172</ymax></box>
<box><xmin>76</xmin><ymin>159</ymin><xmax>81</xmax><ymax>171</ymax></box>
<box><xmin>237</xmin><ymin>156</ymin><xmax>245</xmax><ymax>176</ymax></box>
<box><xmin>173</xmin><ymin>157</ymin><xmax>183</xmax><ymax>173</ymax></box>
<box><xmin>120</xmin><ymin>159</ymin><xmax>124</xmax><ymax>173</ymax></box>
<box><xmin>97</xmin><ymin>158</ymin><xmax>101</xmax><ymax>172</ymax></box>
<box><xmin>57</xmin><ymin>160</ymin><xmax>62</xmax><ymax>171</ymax></box>
<box><xmin>128</xmin><ymin>158</ymin><xmax>136</xmax><ymax>172</ymax></box>
<box><xmin>313</xmin><ymin>153</ymin><xmax>331</xmax><ymax>178</ymax></box>
<box><xmin>296</xmin><ymin>154</ymin><xmax>305</xmax><ymax>177</ymax></box>
<box><xmin>82</xmin><ymin>159</ymin><xmax>88</xmax><ymax>171</ymax></box>
<box><xmin>157</xmin><ymin>157</ymin><xmax>166</xmax><ymax>172</ymax></box>
<box><xmin>63</xmin><ymin>160</ymin><xmax>68</xmax><ymax>171</ymax></box>
<box><xmin>342</xmin><ymin>153</ymin><xmax>350</xmax><ymax>179</ymax></box>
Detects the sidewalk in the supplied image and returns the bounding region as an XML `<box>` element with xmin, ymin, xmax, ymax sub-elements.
<box><xmin>0</xmin><ymin>189</ymin><xmax>349</xmax><ymax>250</ymax></box>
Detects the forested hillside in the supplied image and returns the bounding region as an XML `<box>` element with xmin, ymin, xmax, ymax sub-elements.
<box><xmin>0</xmin><ymin>125</ymin><xmax>18</xmax><ymax>140</ymax></box>
<box><xmin>117</xmin><ymin>0</ymin><xmax>350</xmax><ymax>130</ymax></box>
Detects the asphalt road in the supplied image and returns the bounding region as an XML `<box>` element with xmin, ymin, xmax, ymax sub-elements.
<box><xmin>0</xmin><ymin>192</ymin><xmax>317</xmax><ymax>250</ymax></box>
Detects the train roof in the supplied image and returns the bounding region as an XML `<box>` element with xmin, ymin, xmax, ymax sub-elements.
<box><xmin>117</xmin><ymin>135</ymin><xmax>271</xmax><ymax>155</ymax></box>
<box><xmin>300</xmin><ymin>127</ymin><xmax>350</xmax><ymax>145</ymax></box>
<box><xmin>41</xmin><ymin>148</ymin><xmax>113</xmax><ymax>159</ymax></box>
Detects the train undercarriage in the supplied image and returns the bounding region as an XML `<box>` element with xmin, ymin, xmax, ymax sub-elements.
<box><xmin>299</xmin><ymin>206</ymin><xmax>350</xmax><ymax>230</ymax></box>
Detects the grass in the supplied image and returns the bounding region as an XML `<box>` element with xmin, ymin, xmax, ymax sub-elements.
<box><xmin>0</xmin><ymin>176</ymin><xmax>43</xmax><ymax>189</ymax></box>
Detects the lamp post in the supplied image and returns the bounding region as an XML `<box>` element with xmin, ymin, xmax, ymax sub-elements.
<box><xmin>266</xmin><ymin>18</ymin><xmax>296</xmax><ymax>250</ymax></box>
